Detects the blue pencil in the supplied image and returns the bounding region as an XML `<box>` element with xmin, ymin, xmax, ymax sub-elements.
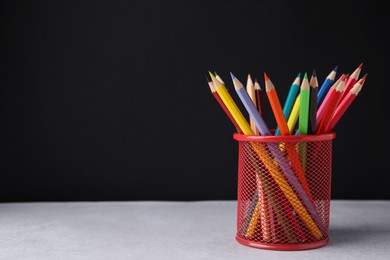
<box><xmin>317</xmin><ymin>66</ymin><xmax>338</xmax><ymax>106</ymax></box>
<box><xmin>275</xmin><ymin>73</ymin><xmax>301</xmax><ymax>136</ymax></box>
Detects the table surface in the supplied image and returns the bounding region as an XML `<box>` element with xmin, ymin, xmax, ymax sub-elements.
<box><xmin>0</xmin><ymin>200</ymin><xmax>389</xmax><ymax>260</ymax></box>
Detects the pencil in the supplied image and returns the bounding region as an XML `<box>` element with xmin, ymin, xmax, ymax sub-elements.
<box><xmin>254</xmin><ymin>79</ymin><xmax>265</xmax><ymax>119</ymax></box>
<box><xmin>206</xmin><ymin>75</ymin><xmax>242</xmax><ymax>133</ymax></box>
<box><xmin>264</xmin><ymin>72</ymin><xmax>290</xmax><ymax>135</ymax></box>
<box><xmin>263</xmin><ymin>74</ymin><xmax>313</xmax><ymax>203</ymax></box>
<box><xmin>214</xmin><ymin>71</ymin><xmax>225</xmax><ymax>85</ymax></box>
<box><xmin>246</xmin><ymin>74</ymin><xmax>259</xmax><ymax>134</ymax></box>
<box><xmin>299</xmin><ymin>73</ymin><xmax>310</xmax><ymax>135</ymax></box>
<box><xmin>275</xmin><ymin>73</ymin><xmax>301</xmax><ymax>136</ymax></box>
<box><xmin>210</xmin><ymin>72</ymin><xmax>253</xmax><ymax>134</ymax></box>
<box><xmin>231</xmin><ymin>73</ymin><xmax>271</xmax><ymax>135</ymax></box>
<box><xmin>317</xmin><ymin>66</ymin><xmax>338</xmax><ymax>106</ymax></box>
<box><xmin>339</xmin><ymin>63</ymin><xmax>363</xmax><ymax>103</ymax></box>
<box><xmin>287</xmin><ymin>95</ymin><xmax>300</xmax><ymax>134</ymax></box>
<box><xmin>316</xmin><ymin>75</ymin><xmax>347</xmax><ymax>134</ymax></box>
<box><xmin>316</xmin><ymin>73</ymin><xmax>346</xmax><ymax>129</ymax></box>
<box><xmin>308</xmin><ymin>70</ymin><xmax>319</xmax><ymax>134</ymax></box>
<box><xmin>328</xmin><ymin>74</ymin><xmax>367</xmax><ymax>131</ymax></box>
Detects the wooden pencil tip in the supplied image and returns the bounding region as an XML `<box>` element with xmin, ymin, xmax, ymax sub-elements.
<box><xmin>263</xmin><ymin>72</ymin><xmax>268</xmax><ymax>81</ymax></box>
<box><xmin>358</xmin><ymin>62</ymin><xmax>363</xmax><ymax>69</ymax></box>
<box><xmin>333</xmin><ymin>65</ymin><xmax>339</xmax><ymax>72</ymax></box>
<box><xmin>312</xmin><ymin>69</ymin><xmax>317</xmax><ymax>77</ymax></box>
<box><xmin>254</xmin><ymin>78</ymin><xmax>258</xmax><ymax>83</ymax></box>
<box><xmin>208</xmin><ymin>71</ymin><xmax>215</xmax><ymax>78</ymax></box>
<box><xmin>229</xmin><ymin>72</ymin><xmax>236</xmax><ymax>80</ymax></box>
<box><xmin>360</xmin><ymin>73</ymin><xmax>368</xmax><ymax>84</ymax></box>
<box><xmin>297</xmin><ymin>72</ymin><xmax>301</xmax><ymax>78</ymax></box>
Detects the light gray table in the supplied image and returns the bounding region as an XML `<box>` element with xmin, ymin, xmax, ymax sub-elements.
<box><xmin>0</xmin><ymin>200</ymin><xmax>389</xmax><ymax>260</ymax></box>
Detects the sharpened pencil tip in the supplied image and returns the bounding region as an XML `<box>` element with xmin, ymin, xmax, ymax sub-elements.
<box><xmin>360</xmin><ymin>73</ymin><xmax>368</xmax><ymax>84</ymax></box>
<box><xmin>208</xmin><ymin>71</ymin><xmax>215</xmax><ymax>78</ymax></box>
<box><xmin>263</xmin><ymin>72</ymin><xmax>268</xmax><ymax>81</ymax></box>
<box><xmin>229</xmin><ymin>72</ymin><xmax>236</xmax><ymax>80</ymax></box>
<box><xmin>304</xmin><ymin>72</ymin><xmax>308</xmax><ymax>79</ymax></box>
<box><xmin>255</xmin><ymin>78</ymin><xmax>258</xmax><ymax>83</ymax></box>
<box><xmin>312</xmin><ymin>69</ymin><xmax>317</xmax><ymax>77</ymax></box>
<box><xmin>297</xmin><ymin>72</ymin><xmax>301</xmax><ymax>78</ymax></box>
<box><xmin>333</xmin><ymin>65</ymin><xmax>339</xmax><ymax>72</ymax></box>
<box><xmin>214</xmin><ymin>71</ymin><xmax>218</xmax><ymax>76</ymax></box>
<box><xmin>358</xmin><ymin>62</ymin><xmax>363</xmax><ymax>69</ymax></box>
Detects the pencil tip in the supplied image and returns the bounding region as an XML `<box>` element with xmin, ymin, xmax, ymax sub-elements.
<box><xmin>360</xmin><ymin>73</ymin><xmax>368</xmax><ymax>84</ymax></box>
<box><xmin>341</xmin><ymin>74</ymin><xmax>347</xmax><ymax>81</ymax></box>
<box><xmin>208</xmin><ymin>71</ymin><xmax>215</xmax><ymax>78</ymax></box>
<box><xmin>255</xmin><ymin>78</ymin><xmax>258</xmax><ymax>83</ymax></box>
<box><xmin>312</xmin><ymin>69</ymin><xmax>317</xmax><ymax>77</ymax></box>
<box><xmin>205</xmin><ymin>75</ymin><xmax>211</xmax><ymax>82</ymax></box>
<box><xmin>358</xmin><ymin>62</ymin><xmax>363</xmax><ymax>69</ymax></box>
<box><xmin>333</xmin><ymin>65</ymin><xmax>339</xmax><ymax>72</ymax></box>
<box><xmin>263</xmin><ymin>72</ymin><xmax>268</xmax><ymax>81</ymax></box>
<box><xmin>304</xmin><ymin>72</ymin><xmax>308</xmax><ymax>79</ymax></box>
<box><xmin>297</xmin><ymin>72</ymin><xmax>301</xmax><ymax>78</ymax></box>
<box><xmin>214</xmin><ymin>71</ymin><xmax>218</xmax><ymax>76</ymax></box>
<box><xmin>229</xmin><ymin>72</ymin><xmax>236</xmax><ymax>80</ymax></box>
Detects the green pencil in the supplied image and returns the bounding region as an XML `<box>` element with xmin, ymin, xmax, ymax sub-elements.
<box><xmin>299</xmin><ymin>73</ymin><xmax>310</xmax><ymax>135</ymax></box>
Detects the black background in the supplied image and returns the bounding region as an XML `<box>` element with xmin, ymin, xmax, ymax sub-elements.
<box><xmin>1</xmin><ymin>0</ymin><xmax>389</xmax><ymax>202</ymax></box>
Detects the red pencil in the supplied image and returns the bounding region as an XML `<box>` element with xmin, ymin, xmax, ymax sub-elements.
<box><xmin>316</xmin><ymin>75</ymin><xmax>346</xmax><ymax>134</ymax></box>
<box><xmin>206</xmin><ymin>76</ymin><xmax>243</xmax><ymax>133</ymax></box>
<box><xmin>328</xmin><ymin>74</ymin><xmax>367</xmax><ymax>131</ymax></box>
<box><xmin>339</xmin><ymin>63</ymin><xmax>363</xmax><ymax>103</ymax></box>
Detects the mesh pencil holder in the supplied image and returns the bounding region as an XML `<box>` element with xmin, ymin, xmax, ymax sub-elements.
<box><xmin>233</xmin><ymin>132</ymin><xmax>336</xmax><ymax>251</ymax></box>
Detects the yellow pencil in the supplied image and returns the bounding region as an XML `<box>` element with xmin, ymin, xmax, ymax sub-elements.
<box><xmin>287</xmin><ymin>95</ymin><xmax>301</xmax><ymax>133</ymax></box>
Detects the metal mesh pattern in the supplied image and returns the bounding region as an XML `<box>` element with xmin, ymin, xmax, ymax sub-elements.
<box><xmin>236</xmin><ymin>139</ymin><xmax>332</xmax><ymax>248</ymax></box>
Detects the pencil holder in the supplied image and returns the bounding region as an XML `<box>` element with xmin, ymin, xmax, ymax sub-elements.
<box><xmin>233</xmin><ymin>132</ymin><xmax>336</xmax><ymax>250</ymax></box>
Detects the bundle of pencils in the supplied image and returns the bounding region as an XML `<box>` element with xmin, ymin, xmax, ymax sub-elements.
<box><xmin>206</xmin><ymin>64</ymin><xmax>367</xmax><ymax>243</ymax></box>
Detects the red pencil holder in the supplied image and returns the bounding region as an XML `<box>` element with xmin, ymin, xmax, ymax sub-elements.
<box><xmin>233</xmin><ymin>133</ymin><xmax>336</xmax><ymax>251</ymax></box>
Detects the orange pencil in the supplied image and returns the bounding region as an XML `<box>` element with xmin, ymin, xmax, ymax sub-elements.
<box><xmin>264</xmin><ymin>73</ymin><xmax>289</xmax><ymax>135</ymax></box>
<box><xmin>264</xmin><ymin>72</ymin><xmax>314</xmax><ymax>204</ymax></box>
<box><xmin>316</xmin><ymin>75</ymin><xmax>347</xmax><ymax>134</ymax></box>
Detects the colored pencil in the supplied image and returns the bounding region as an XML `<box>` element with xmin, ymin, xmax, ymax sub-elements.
<box><xmin>339</xmin><ymin>63</ymin><xmax>363</xmax><ymax>103</ymax></box>
<box><xmin>246</xmin><ymin>74</ymin><xmax>259</xmax><ymax>134</ymax></box>
<box><xmin>210</xmin><ymin>72</ymin><xmax>253</xmax><ymax>134</ymax></box>
<box><xmin>287</xmin><ymin>94</ymin><xmax>300</xmax><ymax>134</ymax></box>
<box><xmin>264</xmin><ymin>72</ymin><xmax>290</xmax><ymax>136</ymax></box>
<box><xmin>254</xmin><ymin>79</ymin><xmax>265</xmax><ymax>119</ymax></box>
<box><xmin>299</xmin><ymin>73</ymin><xmax>310</xmax><ymax>135</ymax></box>
<box><xmin>263</xmin><ymin>73</ymin><xmax>313</xmax><ymax>203</ymax></box>
<box><xmin>206</xmin><ymin>75</ymin><xmax>242</xmax><ymax>133</ymax></box>
<box><xmin>308</xmin><ymin>70</ymin><xmax>319</xmax><ymax>134</ymax></box>
<box><xmin>275</xmin><ymin>73</ymin><xmax>301</xmax><ymax>136</ymax></box>
<box><xmin>317</xmin><ymin>66</ymin><xmax>338</xmax><ymax>106</ymax></box>
<box><xmin>328</xmin><ymin>74</ymin><xmax>367</xmax><ymax>131</ymax></box>
<box><xmin>316</xmin><ymin>73</ymin><xmax>346</xmax><ymax>129</ymax></box>
<box><xmin>231</xmin><ymin>73</ymin><xmax>271</xmax><ymax>136</ymax></box>
<box><xmin>316</xmin><ymin>75</ymin><xmax>347</xmax><ymax>134</ymax></box>
<box><xmin>214</xmin><ymin>71</ymin><xmax>225</xmax><ymax>85</ymax></box>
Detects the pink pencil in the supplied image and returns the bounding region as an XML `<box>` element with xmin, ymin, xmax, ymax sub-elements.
<box><xmin>327</xmin><ymin>74</ymin><xmax>367</xmax><ymax>131</ymax></box>
<box><xmin>316</xmin><ymin>74</ymin><xmax>347</xmax><ymax>129</ymax></box>
<box><xmin>339</xmin><ymin>63</ymin><xmax>363</xmax><ymax>103</ymax></box>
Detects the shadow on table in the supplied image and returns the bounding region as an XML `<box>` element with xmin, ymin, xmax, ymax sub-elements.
<box><xmin>328</xmin><ymin>225</ymin><xmax>390</xmax><ymax>247</ymax></box>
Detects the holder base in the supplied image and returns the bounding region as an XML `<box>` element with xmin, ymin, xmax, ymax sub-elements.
<box><xmin>236</xmin><ymin>236</ymin><xmax>329</xmax><ymax>251</ymax></box>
